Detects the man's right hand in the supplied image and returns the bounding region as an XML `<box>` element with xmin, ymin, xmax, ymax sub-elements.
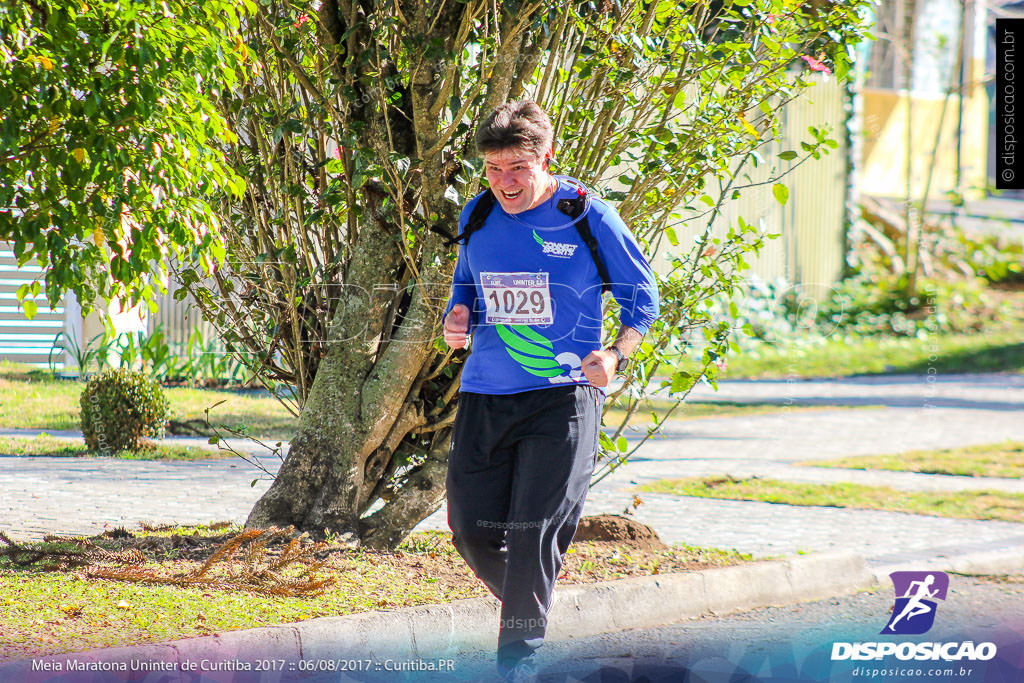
<box><xmin>443</xmin><ymin>304</ymin><xmax>470</xmax><ymax>349</ymax></box>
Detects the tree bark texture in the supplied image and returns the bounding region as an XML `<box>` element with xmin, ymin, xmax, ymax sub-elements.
<box><xmin>244</xmin><ymin>1</ymin><xmax>546</xmax><ymax>547</ymax></box>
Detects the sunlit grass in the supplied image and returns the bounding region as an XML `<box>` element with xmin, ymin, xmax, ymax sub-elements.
<box><xmin>0</xmin><ymin>364</ymin><xmax>296</xmax><ymax>440</ymax></box>
<box><xmin>0</xmin><ymin>434</ymin><xmax>220</xmax><ymax>461</ymax></box>
<box><xmin>799</xmin><ymin>441</ymin><xmax>1024</xmax><ymax>479</ymax></box>
<box><xmin>723</xmin><ymin>328</ymin><xmax>1024</xmax><ymax>379</ymax></box>
<box><xmin>637</xmin><ymin>476</ymin><xmax>1024</xmax><ymax>522</ymax></box>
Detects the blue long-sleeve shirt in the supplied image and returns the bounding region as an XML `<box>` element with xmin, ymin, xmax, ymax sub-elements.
<box><xmin>443</xmin><ymin>176</ymin><xmax>660</xmax><ymax>395</ymax></box>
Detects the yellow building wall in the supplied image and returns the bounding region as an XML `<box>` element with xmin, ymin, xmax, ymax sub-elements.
<box><xmin>859</xmin><ymin>57</ymin><xmax>989</xmax><ymax>201</ymax></box>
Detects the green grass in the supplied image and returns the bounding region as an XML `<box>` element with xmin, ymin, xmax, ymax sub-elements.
<box><xmin>1</xmin><ymin>363</ymin><xmax>865</xmax><ymax>446</ymax></box>
<box><xmin>0</xmin><ymin>558</ymin><xmax>482</xmax><ymax>659</ymax></box>
<box><xmin>0</xmin><ymin>524</ymin><xmax>751</xmax><ymax>659</ymax></box>
<box><xmin>4</xmin><ymin>316</ymin><xmax>1020</xmax><ymax>447</ymax></box>
<box><xmin>0</xmin><ymin>363</ymin><xmax>297</xmax><ymax>440</ymax></box>
<box><xmin>723</xmin><ymin>289</ymin><xmax>1024</xmax><ymax>378</ymax></box>
<box><xmin>799</xmin><ymin>441</ymin><xmax>1024</xmax><ymax>479</ymax></box>
<box><xmin>722</xmin><ymin>328</ymin><xmax>1024</xmax><ymax>379</ymax></box>
<box><xmin>0</xmin><ymin>528</ymin><xmax>485</xmax><ymax>659</ymax></box>
<box><xmin>0</xmin><ymin>434</ymin><xmax>224</xmax><ymax>461</ymax></box>
<box><xmin>636</xmin><ymin>476</ymin><xmax>1024</xmax><ymax>523</ymax></box>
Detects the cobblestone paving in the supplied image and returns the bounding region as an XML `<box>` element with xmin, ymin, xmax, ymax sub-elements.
<box><xmin>2</xmin><ymin>374</ymin><xmax>1022</xmax><ymax>564</ymax></box>
<box><xmin>678</xmin><ymin>371</ymin><xmax>1024</xmax><ymax>409</ymax></box>
<box><xmin>0</xmin><ymin>455</ymin><xmax>277</xmax><ymax>540</ymax></box>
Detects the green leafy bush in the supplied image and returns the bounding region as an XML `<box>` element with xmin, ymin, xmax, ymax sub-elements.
<box><xmin>47</xmin><ymin>331</ymin><xmax>114</xmax><ymax>378</ymax></box>
<box><xmin>956</xmin><ymin>232</ymin><xmax>1024</xmax><ymax>285</ymax></box>
<box><xmin>712</xmin><ymin>270</ymin><xmax>999</xmax><ymax>352</ymax></box>
<box><xmin>112</xmin><ymin>324</ymin><xmax>175</xmax><ymax>379</ymax></box>
<box><xmin>817</xmin><ymin>273</ymin><xmax>994</xmax><ymax>337</ymax></box>
<box><xmin>80</xmin><ymin>368</ymin><xmax>170</xmax><ymax>454</ymax></box>
<box><xmin>707</xmin><ymin>275</ymin><xmax>823</xmax><ymax>351</ymax></box>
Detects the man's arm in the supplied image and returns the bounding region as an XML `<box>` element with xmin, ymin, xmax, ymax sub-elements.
<box><xmin>580</xmin><ymin>202</ymin><xmax>660</xmax><ymax>388</ymax></box>
<box><xmin>444</xmin><ymin>303</ymin><xmax>471</xmax><ymax>349</ymax></box>
<box><xmin>441</xmin><ymin>204</ymin><xmax>478</xmax><ymax>349</ymax></box>
<box><xmin>442</xmin><ymin>251</ymin><xmax>475</xmax><ymax>350</ymax></box>
<box><xmin>593</xmin><ymin>202</ymin><xmax>660</xmax><ymax>340</ymax></box>
<box><xmin>608</xmin><ymin>324</ymin><xmax>644</xmax><ymax>357</ymax></box>
<box><xmin>581</xmin><ymin>325</ymin><xmax>643</xmax><ymax>387</ymax></box>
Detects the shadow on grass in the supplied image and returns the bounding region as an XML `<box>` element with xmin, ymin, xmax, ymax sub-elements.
<box><xmin>888</xmin><ymin>341</ymin><xmax>1024</xmax><ymax>375</ymax></box>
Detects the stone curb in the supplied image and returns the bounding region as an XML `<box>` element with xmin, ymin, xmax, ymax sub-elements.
<box><xmin>0</xmin><ymin>551</ymin><xmax>871</xmax><ymax>677</ymax></box>
<box><xmin>870</xmin><ymin>544</ymin><xmax>1024</xmax><ymax>584</ymax></box>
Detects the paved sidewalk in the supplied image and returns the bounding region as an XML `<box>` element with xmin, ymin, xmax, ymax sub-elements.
<box><xmin>2</xmin><ymin>373</ymin><xmax>1022</xmax><ymax>567</ymax></box>
<box><xmin>678</xmin><ymin>371</ymin><xmax>1024</xmax><ymax>410</ymax></box>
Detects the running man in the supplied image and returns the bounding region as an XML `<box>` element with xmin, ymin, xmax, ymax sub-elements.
<box><xmin>441</xmin><ymin>100</ymin><xmax>660</xmax><ymax>680</ymax></box>
<box><xmin>886</xmin><ymin>574</ymin><xmax>939</xmax><ymax>632</ymax></box>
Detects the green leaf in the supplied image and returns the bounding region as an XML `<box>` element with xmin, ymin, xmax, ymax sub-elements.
<box><xmin>772</xmin><ymin>184</ymin><xmax>789</xmax><ymax>206</ymax></box>
<box><xmin>670</xmin><ymin>370</ymin><xmax>691</xmax><ymax>393</ymax></box>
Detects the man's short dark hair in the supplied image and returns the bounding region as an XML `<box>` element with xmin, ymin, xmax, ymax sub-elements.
<box><xmin>475</xmin><ymin>100</ymin><xmax>554</xmax><ymax>158</ymax></box>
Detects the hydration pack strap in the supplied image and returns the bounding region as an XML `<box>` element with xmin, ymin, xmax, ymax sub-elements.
<box><xmin>558</xmin><ymin>194</ymin><xmax>612</xmax><ymax>295</ymax></box>
<box><xmin>441</xmin><ymin>186</ymin><xmax>612</xmax><ymax>295</ymax></box>
<box><xmin>441</xmin><ymin>190</ymin><xmax>496</xmax><ymax>247</ymax></box>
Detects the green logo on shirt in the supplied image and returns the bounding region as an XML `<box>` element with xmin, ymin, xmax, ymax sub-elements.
<box><xmin>495</xmin><ymin>324</ymin><xmax>583</xmax><ymax>384</ymax></box>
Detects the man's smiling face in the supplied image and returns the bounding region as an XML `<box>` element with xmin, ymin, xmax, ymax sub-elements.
<box><xmin>483</xmin><ymin>146</ymin><xmax>553</xmax><ymax>214</ymax></box>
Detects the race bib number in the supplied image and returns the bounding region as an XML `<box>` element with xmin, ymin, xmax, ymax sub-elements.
<box><xmin>480</xmin><ymin>272</ymin><xmax>553</xmax><ymax>325</ymax></box>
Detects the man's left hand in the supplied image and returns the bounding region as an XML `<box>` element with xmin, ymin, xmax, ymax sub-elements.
<box><xmin>581</xmin><ymin>349</ymin><xmax>618</xmax><ymax>387</ymax></box>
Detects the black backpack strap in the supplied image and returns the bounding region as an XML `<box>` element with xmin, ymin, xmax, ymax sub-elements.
<box><xmin>442</xmin><ymin>190</ymin><xmax>496</xmax><ymax>247</ymax></box>
<box><xmin>442</xmin><ymin>186</ymin><xmax>612</xmax><ymax>295</ymax></box>
<box><xmin>557</xmin><ymin>195</ymin><xmax>612</xmax><ymax>294</ymax></box>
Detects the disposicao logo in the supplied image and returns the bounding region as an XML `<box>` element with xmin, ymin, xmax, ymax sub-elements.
<box><xmin>882</xmin><ymin>570</ymin><xmax>948</xmax><ymax>635</ymax></box>
<box><xmin>830</xmin><ymin>571</ymin><xmax>997</xmax><ymax>663</ymax></box>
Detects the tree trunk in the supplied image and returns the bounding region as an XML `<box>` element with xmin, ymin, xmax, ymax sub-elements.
<box><xmin>245</xmin><ymin>198</ymin><xmax>458</xmax><ymax>546</ymax></box>
<box><xmin>242</xmin><ymin>1</ymin><xmax>541</xmax><ymax>548</ymax></box>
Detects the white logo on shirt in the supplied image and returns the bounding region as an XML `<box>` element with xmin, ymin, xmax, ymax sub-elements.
<box><xmin>533</xmin><ymin>230</ymin><xmax>579</xmax><ymax>258</ymax></box>
<box><xmin>542</xmin><ymin>241</ymin><xmax>579</xmax><ymax>258</ymax></box>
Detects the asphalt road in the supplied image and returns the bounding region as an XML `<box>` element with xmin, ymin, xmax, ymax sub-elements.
<box><xmin>433</xmin><ymin>573</ymin><xmax>1024</xmax><ymax>683</ymax></box>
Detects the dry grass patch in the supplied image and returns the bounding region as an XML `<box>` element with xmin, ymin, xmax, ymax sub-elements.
<box><xmin>0</xmin><ymin>519</ymin><xmax>751</xmax><ymax>660</ymax></box>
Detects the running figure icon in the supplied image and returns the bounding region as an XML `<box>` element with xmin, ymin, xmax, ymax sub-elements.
<box><xmin>886</xmin><ymin>574</ymin><xmax>938</xmax><ymax>630</ymax></box>
<box><xmin>881</xmin><ymin>571</ymin><xmax>950</xmax><ymax>635</ymax></box>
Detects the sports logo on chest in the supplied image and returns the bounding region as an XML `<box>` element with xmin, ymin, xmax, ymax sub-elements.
<box><xmin>533</xmin><ymin>230</ymin><xmax>579</xmax><ymax>258</ymax></box>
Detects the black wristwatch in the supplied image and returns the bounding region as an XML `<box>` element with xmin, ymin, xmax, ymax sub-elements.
<box><xmin>607</xmin><ymin>345</ymin><xmax>629</xmax><ymax>373</ymax></box>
